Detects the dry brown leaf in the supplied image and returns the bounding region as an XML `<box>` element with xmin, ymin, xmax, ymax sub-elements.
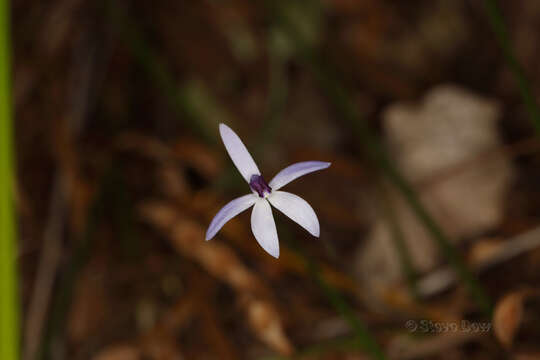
<box><xmin>173</xmin><ymin>136</ymin><xmax>222</xmax><ymax>179</ymax></box>
<box><xmin>92</xmin><ymin>345</ymin><xmax>140</xmax><ymax>360</ymax></box>
<box><xmin>512</xmin><ymin>351</ymin><xmax>540</xmax><ymax>360</ymax></box>
<box><xmin>139</xmin><ymin>201</ymin><xmax>293</xmax><ymax>355</ymax></box>
<box><xmin>140</xmin><ymin>329</ymin><xmax>184</xmax><ymax>360</ymax></box>
<box><xmin>117</xmin><ymin>133</ymin><xmax>221</xmax><ymax>180</ymax></box>
<box><xmin>493</xmin><ymin>291</ymin><xmax>527</xmax><ymax>348</ymax></box>
<box><xmin>159</xmin><ymin>165</ymin><xmax>189</xmax><ymax>200</ymax></box>
<box><xmin>245</xmin><ymin>297</ymin><xmax>293</xmax><ymax>356</ymax></box>
<box><xmin>468</xmin><ymin>238</ymin><xmax>505</xmax><ymax>266</ymax></box>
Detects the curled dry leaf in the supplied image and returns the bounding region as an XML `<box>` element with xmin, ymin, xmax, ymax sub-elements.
<box><xmin>493</xmin><ymin>291</ymin><xmax>527</xmax><ymax>348</ymax></box>
<box><xmin>467</xmin><ymin>238</ymin><xmax>505</xmax><ymax>267</ymax></box>
<box><xmin>139</xmin><ymin>201</ymin><xmax>293</xmax><ymax>355</ymax></box>
<box><xmin>246</xmin><ymin>297</ymin><xmax>293</xmax><ymax>356</ymax></box>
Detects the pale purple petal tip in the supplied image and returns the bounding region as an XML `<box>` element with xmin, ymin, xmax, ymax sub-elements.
<box><xmin>268</xmin><ymin>161</ymin><xmax>331</xmax><ymax>190</ymax></box>
<box><xmin>219</xmin><ymin>123</ymin><xmax>261</xmax><ymax>183</ymax></box>
<box><xmin>268</xmin><ymin>191</ymin><xmax>320</xmax><ymax>237</ymax></box>
<box><xmin>205</xmin><ymin>194</ymin><xmax>257</xmax><ymax>240</ymax></box>
<box><xmin>251</xmin><ymin>199</ymin><xmax>279</xmax><ymax>258</ymax></box>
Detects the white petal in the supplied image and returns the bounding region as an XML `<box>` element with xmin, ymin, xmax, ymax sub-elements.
<box><xmin>251</xmin><ymin>199</ymin><xmax>279</xmax><ymax>258</ymax></box>
<box><xmin>219</xmin><ymin>123</ymin><xmax>261</xmax><ymax>182</ymax></box>
<box><xmin>269</xmin><ymin>161</ymin><xmax>331</xmax><ymax>190</ymax></box>
<box><xmin>267</xmin><ymin>191</ymin><xmax>320</xmax><ymax>237</ymax></box>
<box><xmin>206</xmin><ymin>194</ymin><xmax>257</xmax><ymax>240</ymax></box>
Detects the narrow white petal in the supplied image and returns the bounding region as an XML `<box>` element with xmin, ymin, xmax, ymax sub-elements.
<box><xmin>206</xmin><ymin>194</ymin><xmax>257</xmax><ymax>240</ymax></box>
<box><xmin>269</xmin><ymin>161</ymin><xmax>331</xmax><ymax>190</ymax></box>
<box><xmin>267</xmin><ymin>191</ymin><xmax>320</xmax><ymax>237</ymax></box>
<box><xmin>219</xmin><ymin>123</ymin><xmax>261</xmax><ymax>182</ymax></box>
<box><xmin>251</xmin><ymin>199</ymin><xmax>279</xmax><ymax>258</ymax></box>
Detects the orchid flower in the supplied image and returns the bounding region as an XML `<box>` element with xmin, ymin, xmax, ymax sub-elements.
<box><xmin>205</xmin><ymin>123</ymin><xmax>331</xmax><ymax>258</ymax></box>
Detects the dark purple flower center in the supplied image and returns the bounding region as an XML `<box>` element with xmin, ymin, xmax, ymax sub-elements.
<box><xmin>249</xmin><ymin>174</ymin><xmax>272</xmax><ymax>198</ymax></box>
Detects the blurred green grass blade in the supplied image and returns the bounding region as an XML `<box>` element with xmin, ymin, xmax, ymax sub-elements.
<box><xmin>484</xmin><ymin>0</ymin><xmax>540</xmax><ymax>135</ymax></box>
<box><xmin>0</xmin><ymin>0</ymin><xmax>20</xmax><ymax>358</ymax></box>
<box><xmin>268</xmin><ymin>1</ymin><xmax>492</xmax><ymax>316</ymax></box>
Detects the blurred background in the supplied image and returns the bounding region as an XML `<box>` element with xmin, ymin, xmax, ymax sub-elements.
<box><xmin>10</xmin><ymin>0</ymin><xmax>540</xmax><ymax>359</ymax></box>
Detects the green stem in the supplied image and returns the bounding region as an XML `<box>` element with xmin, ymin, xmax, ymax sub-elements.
<box><xmin>484</xmin><ymin>0</ymin><xmax>540</xmax><ymax>135</ymax></box>
<box><xmin>0</xmin><ymin>0</ymin><xmax>20</xmax><ymax>358</ymax></box>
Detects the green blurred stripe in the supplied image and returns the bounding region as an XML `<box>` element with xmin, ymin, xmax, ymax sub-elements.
<box><xmin>0</xmin><ymin>0</ymin><xmax>20</xmax><ymax>358</ymax></box>
<box><xmin>484</xmin><ymin>0</ymin><xmax>540</xmax><ymax>135</ymax></box>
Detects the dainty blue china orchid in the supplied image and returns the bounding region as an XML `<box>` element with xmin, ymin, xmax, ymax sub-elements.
<box><xmin>205</xmin><ymin>123</ymin><xmax>331</xmax><ymax>258</ymax></box>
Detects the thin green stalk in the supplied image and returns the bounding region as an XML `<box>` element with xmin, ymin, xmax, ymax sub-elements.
<box><xmin>484</xmin><ymin>0</ymin><xmax>540</xmax><ymax>135</ymax></box>
<box><xmin>0</xmin><ymin>0</ymin><xmax>20</xmax><ymax>358</ymax></box>
<box><xmin>269</xmin><ymin>2</ymin><xmax>492</xmax><ymax>317</ymax></box>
